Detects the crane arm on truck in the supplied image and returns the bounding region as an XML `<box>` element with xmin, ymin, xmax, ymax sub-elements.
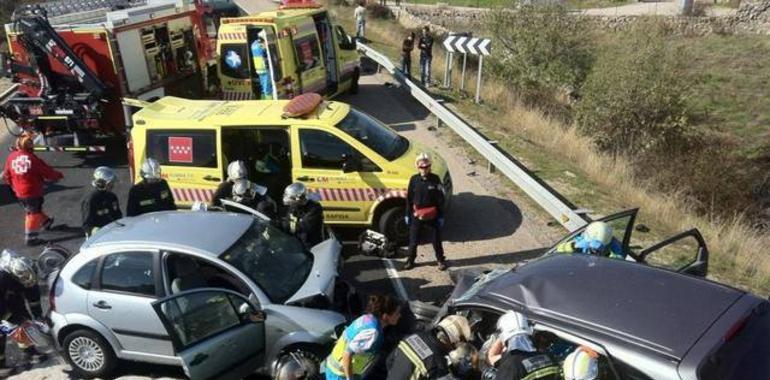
<box><xmin>11</xmin><ymin>5</ymin><xmax>109</xmax><ymax>99</ymax></box>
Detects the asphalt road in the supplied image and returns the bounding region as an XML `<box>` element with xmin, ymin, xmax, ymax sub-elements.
<box><xmin>1</xmin><ymin>64</ymin><xmax>559</xmax><ymax>380</ymax></box>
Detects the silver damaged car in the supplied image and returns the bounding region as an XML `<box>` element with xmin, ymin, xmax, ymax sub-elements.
<box><xmin>48</xmin><ymin>211</ymin><xmax>347</xmax><ymax>379</ymax></box>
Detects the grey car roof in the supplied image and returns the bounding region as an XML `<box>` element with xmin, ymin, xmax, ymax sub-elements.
<box><xmin>82</xmin><ymin>211</ymin><xmax>252</xmax><ymax>255</ymax></box>
<box><xmin>463</xmin><ymin>254</ymin><xmax>744</xmax><ymax>360</ymax></box>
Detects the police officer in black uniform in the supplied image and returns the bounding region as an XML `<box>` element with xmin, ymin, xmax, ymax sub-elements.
<box><xmin>404</xmin><ymin>152</ymin><xmax>446</xmax><ymax>271</ymax></box>
<box><xmin>126</xmin><ymin>158</ymin><xmax>177</xmax><ymax>216</ymax></box>
<box><xmin>386</xmin><ymin>315</ymin><xmax>473</xmax><ymax>380</ymax></box>
<box><xmin>211</xmin><ymin>160</ymin><xmax>248</xmax><ymax>207</ymax></box>
<box><xmin>0</xmin><ymin>250</ymin><xmax>46</xmax><ymax>376</ymax></box>
<box><xmin>281</xmin><ymin>182</ymin><xmax>324</xmax><ymax>248</ymax></box>
<box><xmin>230</xmin><ymin>179</ymin><xmax>277</xmax><ymax>219</ymax></box>
<box><xmin>81</xmin><ymin>166</ymin><xmax>122</xmax><ymax>237</ymax></box>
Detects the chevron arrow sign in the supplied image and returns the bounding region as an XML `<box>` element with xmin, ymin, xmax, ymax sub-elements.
<box><xmin>443</xmin><ymin>36</ymin><xmax>492</xmax><ymax>56</ymax></box>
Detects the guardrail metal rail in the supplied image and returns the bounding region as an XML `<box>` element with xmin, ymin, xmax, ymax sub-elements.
<box><xmin>357</xmin><ymin>42</ymin><xmax>589</xmax><ymax>232</ymax></box>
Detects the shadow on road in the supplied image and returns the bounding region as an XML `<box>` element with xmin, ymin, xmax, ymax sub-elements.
<box><xmin>443</xmin><ymin>192</ymin><xmax>522</xmax><ymax>242</ymax></box>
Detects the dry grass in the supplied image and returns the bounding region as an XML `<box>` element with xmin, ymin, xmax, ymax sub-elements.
<box><xmin>328</xmin><ymin>1</ymin><xmax>770</xmax><ymax>295</ymax></box>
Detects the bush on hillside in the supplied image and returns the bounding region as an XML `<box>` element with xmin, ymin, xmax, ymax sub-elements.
<box><xmin>366</xmin><ymin>3</ymin><xmax>393</xmax><ymax>19</ymax></box>
<box><xmin>575</xmin><ymin>20</ymin><xmax>695</xmax><ymax>158</ymax></box>
<box><xmin>486</xmin><ymin>3</ymin><xmax>593</xmax><ymax>118</ymax></box>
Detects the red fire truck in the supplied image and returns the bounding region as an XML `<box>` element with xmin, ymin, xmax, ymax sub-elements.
<box><xmin>0</xmin><ymin>0</ymin><xmax>235</xmax><ymax>152</ymax></box>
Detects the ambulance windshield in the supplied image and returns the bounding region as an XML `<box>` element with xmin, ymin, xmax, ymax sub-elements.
<box><xmin>335</xmin><ymin>108</ymin><xmax>409</xmax><ymax>161</ymax></box>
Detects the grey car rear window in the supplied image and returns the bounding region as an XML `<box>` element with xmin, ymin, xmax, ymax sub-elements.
<box><xmin>698</xmin><ymin>302</ymin><xmax>770</xmax><ymax>379</ymax></box>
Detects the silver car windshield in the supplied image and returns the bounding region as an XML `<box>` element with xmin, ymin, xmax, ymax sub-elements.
<box><xmin>335</xmin><ymin>108</ymin><xmax>409</xmax><ymax>161</ymax></box>
<box><xmin>220</xmin><ymin>220</ymin><xmax>313</xmax><ymax>303</ymax></box>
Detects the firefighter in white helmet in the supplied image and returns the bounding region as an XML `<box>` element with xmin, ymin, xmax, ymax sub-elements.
<box><xmin>555</xmin><ymin>221</ymin><xmax>625</xmax><ymax>259</ymax></box>
<box><xmin>126</xmin><ymin>158</ymin><xmax>176</xmax><ymax>216</ymax></box>
<box><xmin>562</xmin><ymin>346</ymin><xmax>600</xmax><ymax>380</ymax></box>
<box><xmin>230</xmin><ymin>179</ymin><xmax>276</xmax><ymax>219</ymax></box>
<box><xmin>81</xmin><ymin>166</ymin><xmax>122</xmax><ymax>237</ymax></box>
<box><xmin>386</xmin><ymin>314</ymin><xmax>474</xmax><ymax>380</ymax></box>
<box><xmin>280</xmin><ymin>182</ymin><xmax>324</xmax><ymax>248</ymax></box>
<box><xmin>483</xmin><ymin>311</ymin><xmax>560</xmax><ymax>380</ymax></box>
<box><xmin>211</xmin><ymin>160</ymin><xmax>248</xmax><ymax>207</ymax></box>
<box><xmin>0</xmin><ymin>249</ymin><xmax>46</xmax><ymax>376</ymax></box>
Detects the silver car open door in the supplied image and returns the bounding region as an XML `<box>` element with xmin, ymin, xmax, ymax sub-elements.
<box><xmin>151</xmin><ymin>288</ymin><xmax>266</xmax><ymax>380</ymax></box>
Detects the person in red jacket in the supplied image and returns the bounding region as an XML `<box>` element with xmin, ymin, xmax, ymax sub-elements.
<box><xmin>2</xmin><ymin>132</ymin><xmax>63</xmax><ymax>246</ymax></box>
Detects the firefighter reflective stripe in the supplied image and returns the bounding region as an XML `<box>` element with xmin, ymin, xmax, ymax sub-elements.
<box><xmin>397</xmin><ymin>340</ymin><xmax>429</xmax><ymax>380</ymax></box>
<box><xmin>139</xmin><ymin>198</ymin><xmax>156</xmax><ymax>206</ymax></box>
<box><xmin>289</xmin><ymin>214</ymin><xmax>298</xmax><ymax>233</ymax></box>
<box><xmin>520</xmin><ymin>365</ymin><xmax>561</xmax><ymax>380</ymax></box>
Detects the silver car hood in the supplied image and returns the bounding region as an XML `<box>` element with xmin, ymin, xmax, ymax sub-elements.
<box><xmin>285</xmin><ymin>238</ymin><xmax>342</xmax><ymax>305</ymax></box>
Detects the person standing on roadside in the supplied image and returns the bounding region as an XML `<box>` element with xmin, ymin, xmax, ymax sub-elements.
<box><xmin>2</xmin><ymin>131</ymin><xmax>62</xmax><ymax>246</ymax></box>
<box><xmin>418</xmin><ymin>26</ymin><xmax>434</xmax><ymax>87</ymax></box>
<box><xmin>404</xmin><ymin>152</ymin><xmax>447</xmax><ymax>271</ymax></box>
<box><xmin>354</xmin><ymin>1</ymin><xmax>367</xmax><ymax>40</ymax></box>
<box><xmin>401</xmin><ymin>32</ymin><xmax>416</xmax><ymax>77</ymax></box>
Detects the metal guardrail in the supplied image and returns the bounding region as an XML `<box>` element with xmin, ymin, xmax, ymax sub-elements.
<box><xmin>357</xmin><ymin>42</ymin><xmax>589</xmax><ymax>232</ymax></box>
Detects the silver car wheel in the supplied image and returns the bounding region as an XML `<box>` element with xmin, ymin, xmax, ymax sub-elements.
<box><xmin>68</xmin><ymin>336</ymin><xmax>105</xmax><ymax>371</ymax></box>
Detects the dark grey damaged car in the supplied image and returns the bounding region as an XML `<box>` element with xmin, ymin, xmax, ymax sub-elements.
<box><xmin>431</xmin><ymin>254</ymin><xmax>770</xmax><ymax>380</ymax></box>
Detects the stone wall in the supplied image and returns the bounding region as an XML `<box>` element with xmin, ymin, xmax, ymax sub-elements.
<box><xmin>391</xmin><ymin>0</ymin><xmax>770</xmax><ymax>35</ymax></box>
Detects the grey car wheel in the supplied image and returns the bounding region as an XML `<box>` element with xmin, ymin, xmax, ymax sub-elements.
<box><xmin>63</xmin><ymin>330</ymin><xmax>117</xmax><ymax>379</ymax></box>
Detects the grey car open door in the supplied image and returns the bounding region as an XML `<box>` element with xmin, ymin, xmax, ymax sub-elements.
<box><xmin>638</xmin><ymin>229</ymin><xmax>709</xmax><ymax>277</ymax></box>
<box><xmin>151</xmin><ymin>288</ymin><xmax>266</xmax><ymax>380</ymax></box>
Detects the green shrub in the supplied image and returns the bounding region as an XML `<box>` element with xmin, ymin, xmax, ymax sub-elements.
<box><xmin>486</xmin><ymin>3</ymin><xmax>593</xmax><ymax>117</ymax></box>
<box><xmin>575</xmin><ymin>20</ymin><xmax>695</xmax><ymax>158</ymax></box>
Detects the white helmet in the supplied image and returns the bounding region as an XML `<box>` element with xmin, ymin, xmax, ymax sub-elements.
<box><xmin>563</xmin><ymin>347</ymin><xmax>599</xmax><ymax>380</ymax></box>
<box><xmin>140</xmin><ymin>158</ymin><xmax>162</xmax><ymax>182</ymax></box>
<box><xmin>283</xmin><ymin>182</ymin><xmax>308</xmax><ymax>208</ymax></box>
<box><xmin>415</xmin><ymin>152</ymin><xmax>432</xmax><ymax>168</ymax></box>
<box><xmin>437</xmin><ymin>315</ymin><xmax>472</xmax><ymax>345</ymax></box>
<box><xmin>585</xmin><ymin>221</ymin><xmax>613</xmax><ymax>246</ymax></box>
<box><xmin>232</xmin><ymin>179</ymin><xmax>255</xmax><ymax>202</ymax></box>
<box><xmin>497</xmin><ymin>310</ymin><xmax>532</xmax><ymax>342</ymax></box>
<box><xmin>92</xmin><ymin>166</ymin><xmax>117</xmax><ymax>191</ymax></box>
<box><xmin>1</xmin><ymin>249</ymin><xmax>37</xmax><ymax>288</ymax></box>
<box><xmin>227</xmin><ymin>161</ymin><xmax>248</xmax><ymax>182</ymax></box>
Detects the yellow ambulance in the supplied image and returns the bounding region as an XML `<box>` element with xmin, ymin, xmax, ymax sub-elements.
<box><xmin>216</xmin><ymin>3</ymin><xmax>360</xmax><ymax>101</ymax></box>
<box><xmin>128</xmin><ymin>95</ymin><xmax>452</xmax><ymax>242</ymax></box>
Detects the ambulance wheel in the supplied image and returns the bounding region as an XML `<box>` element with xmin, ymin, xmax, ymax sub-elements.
<box><xmin>349</xmin><ymin>69</ymin><xmax>360</xmax><ymax>95</ymax></box>
<box><xmin>379</xmin><ymin>206</ymin><xmax>409</xmax><ymax>245</ymax></box>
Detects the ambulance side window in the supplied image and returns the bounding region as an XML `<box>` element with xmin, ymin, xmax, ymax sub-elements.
<box><xmin>147</xmin><ymin>130</ymin><xmax>218</xmax><ymax>168</ymax></box>
<box><xmin>293</xmin><ymin>34</ymin><xmax>321</xmax><ymax>72</ymax></box>
<box><xmin>299</xmin><ymin>129</ymin><xmax>378</xmax><ymax>172</ymax></box>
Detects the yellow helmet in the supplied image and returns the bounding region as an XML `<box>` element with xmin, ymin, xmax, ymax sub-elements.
<box><xmin>563</xmin><ymin>346</ymin><xmax>599</xmax><ymax>380</ymax></box>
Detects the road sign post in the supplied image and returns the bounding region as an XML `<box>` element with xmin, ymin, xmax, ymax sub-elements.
<box><xmin>442</xmin><ymin>34</ymin><xmax>491</xmax><ymax>101</ymax></box>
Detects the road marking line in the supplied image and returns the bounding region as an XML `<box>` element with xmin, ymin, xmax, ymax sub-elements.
<box><xmin>382</xmin><ymin>258</ymin><xmax>410</xmax><ymax>301</ymax></box>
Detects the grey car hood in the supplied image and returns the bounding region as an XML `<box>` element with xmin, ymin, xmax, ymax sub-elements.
<box><xmin>285</xmin><ymin>238</ymin><xmax>342</xmax><ymax>305</ymax></box>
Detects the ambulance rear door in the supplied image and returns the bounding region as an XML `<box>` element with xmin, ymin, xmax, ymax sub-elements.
<box><xmin>218</xmin><ymin>25</ymin><xmax>254</xmax><ymax>100</ymax></box>
<box><xmin>145</xmin><ymin>128</ymin><xmax>223</xmax><ymax>206</ymax></box>
<box><xmin>245</xmin><ymin>25</ymin><xmax>282</xmax><ymax>100</ymax></box>
<box><xmin>289</xmin><ymin>19</ymin><xmax>326</xmax><ymax>95</ymax></box>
